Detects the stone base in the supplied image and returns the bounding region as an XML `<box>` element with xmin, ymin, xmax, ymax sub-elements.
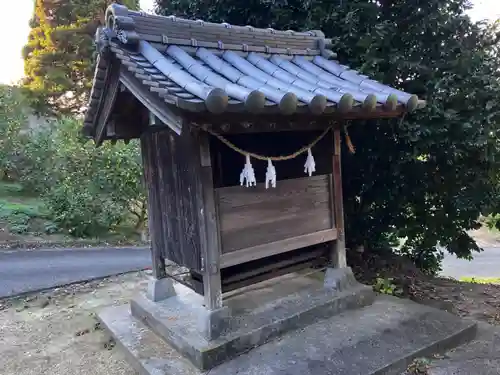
<box><xmin>146</xmin><ymin>277</ymin><xmax>176</xmax><ymax>302</ymax></box>
<box><xmin>130</xmin><ymin>268</ymin><xmax>374</xmax><ymax>370</ymax></box>
<box><xmin>324</xmin><ymin>266</ymin><xmax>358</xmax><ymax>290</ymax></box>
<box><xmin>98</xmin><ymin>295</ymin><xmax>477</xmax><ymax>375</ymax></box>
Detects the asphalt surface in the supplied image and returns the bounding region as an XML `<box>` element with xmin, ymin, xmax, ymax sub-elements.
<box><xmin>0</xmin><ymin>246</ymin><xmax>151</xmax><ymax>298</ymax></box>
<box><xmin>0</xmin><ymin>244</ymin><xmax>498</xmax><ymax>299</ymax></box>
<box><xmin>440</xmin><ymin>247</ymin><xmax>500</xmax><ymax>280</ymax></box>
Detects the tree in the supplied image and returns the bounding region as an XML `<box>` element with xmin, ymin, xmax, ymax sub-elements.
<box><xmin>155</xmin><ymin>0</ymin><xmax>500</xmax><ymax>272</ymax></box>
<box><xmin>22</xmin><ymin>0</ymin><xmax>140</xmax><ymax>115</ymax></box>
<box><xmin>0</xmin><ymin>85</ymin><xmax>28</xmax><ymax>180</ymax></box>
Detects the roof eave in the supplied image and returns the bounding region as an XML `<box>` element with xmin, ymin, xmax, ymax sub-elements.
<box><xmin>119</xmin><ymin>69</ymin><xmax>184</xmax><ymax>135</ymax></box>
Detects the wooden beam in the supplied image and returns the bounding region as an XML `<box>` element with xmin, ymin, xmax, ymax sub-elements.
<box><xmin>331</xmin><ymin>128</ymin><xmax>347</xmax><ymax>268</ymax></box>
<box><xmin>221</xmin><ymin>258</ymin><xmax>324</xmax><ymax>293</ymax></box>
<box><xmin>220</xmin><ymin>228</ymin><xmax>337</xmax><ymax>269</ymax></box>
<box><xmin>140</xmin><ymin>133</ymin><xmax>167</xmax><ymax>279</ymax></box>
<box><xmin>221</xmin><ymin>246</ymin><xmax>326</xmax><ymax>286</ymax></box>
<box><xmin>95</xmin><ymin>61</ymin><xmax>122</xmax><ymax>146</ymax></box>
<box><xmin>187</xmin><ymin>108</ymin><xmax>405</xmax><ymax>135</ymax></box>
<box><xmin>198</xmin><ymin>130</ymin><xmax>224</xmax><ymax>310</ymax></box>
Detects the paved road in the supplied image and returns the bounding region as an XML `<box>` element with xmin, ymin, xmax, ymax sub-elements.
<box><xmin>1</xmin><ymin>244</ymin><xmax>498</xmax><ymax>298</ymax></box>
<box><xmin>440</xmin><ymin>247</ymin><xmax>500</xmax><ymax>280</ymax></box>
<box><xmin>0</xmin><ymin>247</ymin><xmax>151</xmax><ymax>298</ymax></box>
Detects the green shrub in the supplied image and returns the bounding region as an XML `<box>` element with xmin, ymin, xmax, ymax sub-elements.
<box><xmin>17</xmin><ymin>127</ymin><xmax>55</xmax><ymax>194</ymax></box>
<box><xmin>484</xmin><ymin>214</ymin><xmax>500</xmax><ymax>232</ymax></box>
<box><xmin>44</xmin><ymin>184</ymin><xmax>125</xmax><ymax>237</ymax></box>
<box><xmin>15</xmin><ymin>117</ymin><xmax>145</xmax><ymax>237</ymax></box>
<box><xmin>373</xmin><ymin>277</ymin><xmax>403</xmax><ymax>296</ymax></box>
<box><xmin>1</xmin><ymin>83</ymin><xmax>146</xmax><ymax>239</ymax></box>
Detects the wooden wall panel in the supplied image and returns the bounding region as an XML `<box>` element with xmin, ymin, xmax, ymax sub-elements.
<box><xmin>141</xmin><ymin>129</ymin><xmax>203</xmax><ymax>271</ymax></box>
<box><xmin>216</xmin><ymin>175</ymin><xmax>333</xmax><ymax>254</ymax></box>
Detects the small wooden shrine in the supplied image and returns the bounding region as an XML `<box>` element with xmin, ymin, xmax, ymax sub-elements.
<box><xmin>84</xmin><ymin>3</ymin><xmax>425</xmax><ymax>313</ymax></box>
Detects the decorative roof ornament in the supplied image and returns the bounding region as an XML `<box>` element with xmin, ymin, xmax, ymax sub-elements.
<box><xmin>116</xmin><ymin>30</ymin><xmax>129</xmax><ymax>44</ymax></box>
<box><xmin>94</xmin><ymin>27</ymin><xmax>114</xmax><ymax>58</ymax></box>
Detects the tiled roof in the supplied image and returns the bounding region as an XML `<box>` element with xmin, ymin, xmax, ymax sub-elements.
<box><xmin>83</xmin><ymin>3</ymin><xmax>425</xmax><ymax>136</ymax></box>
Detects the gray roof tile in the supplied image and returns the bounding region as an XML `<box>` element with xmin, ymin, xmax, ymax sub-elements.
<box><xmin>84</xmin><ymin>3</ymin><xmax>425</xmax><ymax>134</ymax></box>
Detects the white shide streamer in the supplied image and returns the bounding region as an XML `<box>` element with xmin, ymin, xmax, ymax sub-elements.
<box><xmin>265</xmin><ymin>159</ymin><xmax>277</xmax><ymax>189</ymax></box>
<box><xmin>238</xmin><ymin>149</ymin><xmax>317</xmax><ymax>188</ymax></box>
<box><xmin>304</xmin><ymin>148</ymin><xmax>316</xmax><ymax>177</ymax></box>
<box><xmin>240</xmin><ymin>154</ymin><xmax>257</xmax><ymax>187</ymax></box>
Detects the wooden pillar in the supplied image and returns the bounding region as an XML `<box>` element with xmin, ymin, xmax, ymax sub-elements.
<box><xmin>198</xmin><ymin>131</ymin><xmax>223</xmax><ymax>311</ymax></box>
<box><xmin>140</xmin><ymin>133</ymin><xmax>167</xmax><ymax>280</ymax></box>
<box><xmin>331</xmin><ymin>127</ymin><xmax>347</xmax><ymax>268</ymax></box>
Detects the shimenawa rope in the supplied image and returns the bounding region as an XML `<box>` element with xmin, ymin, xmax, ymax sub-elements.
<box><xmin>202</xmin><ymin>126</ymin><xmax>332</xmax><ymax>161</ymax></box>
<box><xmin>201</xmin><ymin>125</ymin><xmax>355</xmax><ymax>188</ymax></box>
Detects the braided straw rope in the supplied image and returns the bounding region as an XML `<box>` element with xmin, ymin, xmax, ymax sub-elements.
<box><xmin>343</xmin><ymin>124</ymin><xmax>355</xmax><ymax>154</ymax></box>
<box><xmin>202</xmin><ymin>126</ymin><xmax>333</xmax><ymax>161</ymax></box>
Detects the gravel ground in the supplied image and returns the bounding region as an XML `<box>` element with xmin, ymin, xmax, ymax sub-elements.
<box><xmin>2</xmin><ymin>267</ymin><xmax>500</xmax><ymax>375</ymax></box>
<box><xmin>0</xmin><ymin>271</ymin><xmax>150</xmax><ymax>375</ymax></box>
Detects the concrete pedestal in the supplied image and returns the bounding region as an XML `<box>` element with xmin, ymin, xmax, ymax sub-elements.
<box><xmin>130</xmin><ymin>268</ymin><xmax>374</xmax><ymax>370</ymax></box>
<box><xmin>97</xmin><ymin>268</ymin><xmax>477</xmax><ymax>375</ymax></box>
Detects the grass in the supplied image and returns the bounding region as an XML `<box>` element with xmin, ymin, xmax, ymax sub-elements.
<box><xmin>0</xmin><ymin>182</ymin><xmax>23</xmax><ymax>195</ymax></box>
<box><xmin>459</xmin><ymin>277</ymin><xmax>500</xmax><ymax>284</ymax></box>
<box><xmin>0</xmin><ymin>199</ymin><xmax>46</xmax><ymax>217</ymax></box>
<box><xmin>477</xmin><ymin>215</ymin><xmax>500</xmax><ymax>237</ymax></box>
<box><xmin>0</xmin><ymin>181</ymin><xmax>52</xmax><ymax>235</ymax></box>
<box><xmin>486</xmin><ymin>224</ymin><xmax>500</xmax><ymax>237</ymax></box>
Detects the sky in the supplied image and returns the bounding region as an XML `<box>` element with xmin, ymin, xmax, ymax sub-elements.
<box><xmin>0</xmin><ymin>0</ymin><xmax>498</xmax><ymax>85</ymax></box>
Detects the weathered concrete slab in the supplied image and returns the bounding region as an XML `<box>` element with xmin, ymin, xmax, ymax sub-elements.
<box><xmin>130</xmin><ymin>270</ymin><xmax>375</xmax><ymax>370</ymax></box>
<box><xmin>428</xmin><ymin>322</ymin><xmax>500</xmax><ymax>375</ymax></box>
<box><xmin>99</xmin><ymin>296</ymin><xmax>477</xmax><ymax>375</ymax></box>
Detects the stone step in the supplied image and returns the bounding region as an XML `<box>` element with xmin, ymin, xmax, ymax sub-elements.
<box><xmin>428</xmin><ymin>322</ymin><xmax>500</xmax><ymax>375</ymax></box>
<box><xmin>98</xmin><ymin>295</ymin><xmax>477</xmax><ymax>375</ymax></box>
